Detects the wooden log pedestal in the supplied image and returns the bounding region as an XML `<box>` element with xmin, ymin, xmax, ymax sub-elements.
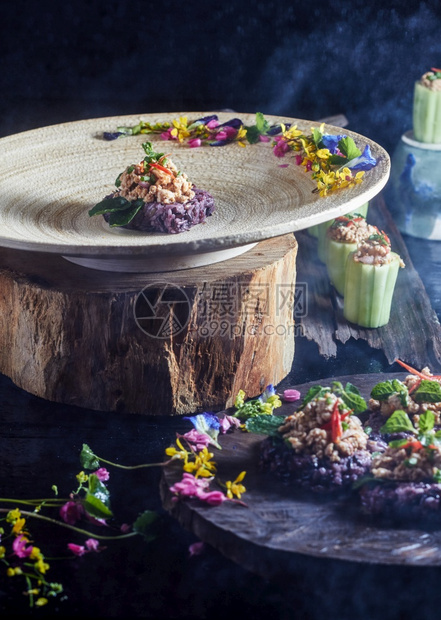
<box><xmin>0</xmin><ymin>234</ymin><xmax>298</xmax><ymax>415</ymax></box>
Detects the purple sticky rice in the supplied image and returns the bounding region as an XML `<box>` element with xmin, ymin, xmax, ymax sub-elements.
<box><xmin>260</xmin><ymin>436</ymin><xmax>372</xmax><ymax>494</ymax></box>
<box><xmin>104</xmin><ymin>187</ymin><xmax>215</xmax><ymax>234</ymax></box>
<box><xmin>360</xmin><ymin>481</ymin><xmax>441</xmax><ymax>523</ymax></box>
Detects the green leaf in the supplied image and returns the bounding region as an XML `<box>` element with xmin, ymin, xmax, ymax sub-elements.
<box><xmin>142</xmin><ymin>141</ymin><xmax>164</xmax><ymax>163</ymax></box>
<box><xmin>107</xmin><ymin>199</ymin><xmax>145</xmax><ymax>226</ymax></box>
<box><xmin>82</xmin><ymin>493</ymin><xmax>113</xmax><ymax>520</ymax></box>
<box><xmin>413</xmin><ymin>379</ymin><xmax>441</xmax><ymax>403</ymax></box>
<box><xmin>300</xmin><ymin>385</ymin><xmax>330</xmax><ymax>408</ymax></box>
<box><xmin>380</xmin><ymin>410</ymin><xmax>415</xmax><ymax>435</ymax></box>
<box><xmin>327</xmin><ymin>154</ymin><xmax>349</xmax><ymax>166</ymax></box>
<box><xmin>418</xmin><ymin>410</ymin><xmax>435</xmax><ymax>433</ymax></box>
<box><xmin>132</xmin><ymin>510</ymin><xmax>159</xmax><ymax>542</ymax></box>
<box><xmin>337</xmin><ymin>136</ymin><xmax>361</xmax><ymax>160</ymax></box>
<box><xmin>235</xmin><ymin>399</ymin><xmax>264</xmax><ymax>420</ymax></box>
<box><xmin>312</xmin><ymin>126</ymin><xmax>323</xmax><ymax>147</ymax></box>
<box><xmin>255</xmin><ymin>112</ymin><xmax>270</xmax><ymax>134</ymax></box>
<box><xmin>331</xmin><ymin>381</ymin><xmax>366</xmax><ymax>413</ymax></box>
<box><xmin>88</xmin><ymin>196</ymin><xmax>132</xmax><ymax>217</ymax></box>
<box><xmin>80</xmin><ymin>444</ymin><xmax>101</xmax><ymax>470</ymax></box>
<box><xmin>246</xmin><ymin>125</ymin><xmax>261</xmax><ymax>144</ymax></box>
<box><xmin>82</xmin><ymin>474</ymin><xmax>113</xmax><ymax>519</ymax></box>
<box><xmin>245</xmin><ymin>414</ymin><xmax>284</xmax><ymax>436</ymax></box>
<box><xmin>388</xmin><ymin>438</ymin><xmax>410</xmax><ymax>449</ymax></box>
<box><xmin>370</xmin><ymin>379</ymin><xmax>408</xmax><ymax>406</ymax></box>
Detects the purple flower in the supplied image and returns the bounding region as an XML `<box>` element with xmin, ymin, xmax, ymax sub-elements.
<box><xmin>219</xmin><ymin>415</ymin><xmax>241</xmax><ymax>434</ymax></box>
<box><xmin>60</xmin><ymin>501</ymin><xmax>84</xmax><ymax>525</ymax></box>
<box><xmin>93</xmin><ymin>467</ymin><xmax>110</xmax><ymax>482</ymax></box>
<box><xmin>273</xmin><ymin>137</ymin><xmax>290</xmax><ymax>157</ymax></box>
<box><xmin>181</xmin><ymin>428</ymin><xmax>212</xmax><ymax>451</ymax></box>
<box><xmin>346</xmin><ymin>144</ymin><xmax>377</xmax><ymax>171</ymax></box>
<box><xmin>259</xmin><ymin>384</ymin><xmax>276</xmax><ymax>403</ymax></box>
<box><xmin>189</xmin><ymin>541</ymin><xmax>205</xmax><ymax>557</ymax></box>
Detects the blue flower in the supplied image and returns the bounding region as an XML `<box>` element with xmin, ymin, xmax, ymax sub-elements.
<box><xmin>321</xmin><ymin>134</ymin><xmax>346</xmax><ymax>154</ymax></box>
<box><xmin>346</xmin><ymin>144</ymin><xmax>377</xmax><ymax>171</ymax></box>
<box><xmin>184</xmin><ymin>413</ymin><xmax>222</xmax><ymax>449</ymax></box>
<box><xmin>258</xmin><ymin>384</ymin><xmax>276</xmax><ymax>403</ymax></box>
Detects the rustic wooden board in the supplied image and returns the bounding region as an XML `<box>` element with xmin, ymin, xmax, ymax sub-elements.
<box><xmin>296</xmin><ymin>195</ymin><xmax>441</xmax><ymax>368</ymax></box>
<box><xmin>0</xmin><ymin>235</ymin><xmax>296</xmax><ymax>414</ymax></box>
<box><xmin>161</xmin><ymin>372</ymin><xmax>441</xmax><ymax>579</ymax></box>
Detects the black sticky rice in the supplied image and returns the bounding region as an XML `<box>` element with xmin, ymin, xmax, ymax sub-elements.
<box><xmin>260</xmin><ymin>436</ymin><xmax>372</xmax><ymax>493</ymax></box>
<box><xmin>104</xmin><ymin>187</ymin><xmax>215</xmax><ymax>234</ymax></box>
<box><xmin>359</xmin><ymin>481</ymin><xmax>441</xmax><ymax>522</ymax></box>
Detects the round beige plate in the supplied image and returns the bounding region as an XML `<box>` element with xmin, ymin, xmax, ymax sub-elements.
<box><xmin>0</xmin><ymin>112</ymin><xmax>390</xmax><ymax>272</ymax></box>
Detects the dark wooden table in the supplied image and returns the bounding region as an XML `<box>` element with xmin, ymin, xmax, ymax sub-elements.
<box><xmin>1</xmin><ymin>196</ymin><xmax>441</xmax><ymax>619</ymax></box>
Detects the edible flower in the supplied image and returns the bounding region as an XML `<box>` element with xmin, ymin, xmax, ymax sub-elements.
<box><xmin>346</xmin><ymin>144</ymin><xmax>377</xmax><ymax>171</ymax></box>
<box><xmin>225</xmin><ymin>471</ymin><xmax>247</xmax><ymax>499</ymax></box>
<box><xmin>183</xmin><ymin>412</ymin><xmax>222</xmax><ymax>449</ymax></box>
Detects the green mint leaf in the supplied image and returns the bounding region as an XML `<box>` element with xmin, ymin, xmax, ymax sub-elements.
<box><xmin>380</xmin><ymin>410</ymin><xmax>415</xmax><ymax>435</ymax></box>
<box><xmin>88</xmin><ymin>196</ymin><xmax>132</xmax><ymax>217</ymax></box>
<box><xmin>337</xmin><ymin>137</ymin><xmax>361</xmax><ymax>160</ymax></box>
<box><xmin>418</xmin><ymin>410</ymin><xmax>435</xmax><ymax>433</ymax></box>
<box><xmin>132</xmin><ymin>510</ymin><xmax>159</xmax><ymax>542</ymax></box>
<box><xmin>327</xmin><ymin>154</ymin><xmax>349</xmax><ymax>166</ymax></box>
<box><xmin>388</xmin><ymin>438</ymin><xmax>411</xmax><ymax>448</ymax></box>
<box><xmin>413</xmin><ymin>379</ymin><xmax>441</xmax><ymax>403</ymax></box>
<box><xmin>142</xmin><ymin>141</ymin><xmax>164</xmax><ymax>163</ymax></box>
<box><xmin>340</xmin><ymin>391</ymin><xmax>367</xmax><ymax>414</ymax></box>
<box><xmin>371</xmin><ymin>380</ymin><xmax>405</xmax><ymax>402</ymax></box>
<box><xmin>255</xmin><ymin>112</ymin><xmax>270</xmax><ymax>134</ymax></box>
<box><xmin>433</xmin><ymin>469</ymin><xmax>441</xmax><ymax>482</ymax></box>
<box><xmin>80</xmin><ymin>444</ymin><xmax>101</xmax><ymax>470</ymax></box>
<box><xmin>245</xmin><ymin>414</ymin><xmax>284</xmax><ymax>436</ymax></box>
<box><xmin>345</xmin><ymin>382</ymin><xmax>362</xmax><ymax>396</ymax></box>
<box><xmin>107</xmin><ymin>199</ymin><xmax>145</xmax><ymax>226</ymax></box>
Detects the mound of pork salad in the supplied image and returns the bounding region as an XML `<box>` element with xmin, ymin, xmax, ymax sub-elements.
<box><xmin>260</xmin><ymin>382</ymin><xmax>373</xmax><ymax>493</ymax></box>
<box><xmin>366</xmin><ymin>361</ymin><xmax>441</xmax><ymax>445</ymax></box>
<box><xmin>359</xmin><ymin>409</ymin><xmax>441</xmax><ymax>522</ymax></box>
<box><xmin>89</xmin><ymin>142</ymin><xmax>215</xmax><ymax>233</ymax></box>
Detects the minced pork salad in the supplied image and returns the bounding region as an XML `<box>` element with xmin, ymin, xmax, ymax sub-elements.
<box><xmin>257</xmin><ymin>362</ymin><xmax>441</xmax><ymax>521</ymax></box>
<box><xmin>89</xmin><ymin>142</ymin><xmax>215</xmax><ymax>233</ymax></box>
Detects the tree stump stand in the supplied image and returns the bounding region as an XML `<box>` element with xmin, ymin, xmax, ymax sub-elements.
<box><xmin>0</xmin><ymin>234</ymin><xmax>297</xmax><ymax>415</ymax></box>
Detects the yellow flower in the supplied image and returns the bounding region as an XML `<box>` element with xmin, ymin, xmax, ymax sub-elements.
<box><xmin>7</xmin><ymin>567</ymin><xmax>22</xmax><ymax>576</ymax></box>
<box><xmin>234</xmin><ymin>389</ymin><xmax>246</xmax><ymax>408</ymax></box>
<box><xmin>76</xmin><ymin>471</ymin><xmax>88</xmax><ymax>484</ymax></box>
<box><xmin>35</xmin><ymin>598</ymin><xmax>48</xmax><ymax>607</ymax></box>
<box><xmin>165</xmin><ymin>438</ymin><xmax>190</xmax><ymax>462</ymax></box>
<box><xmin>315</xmin><ymin>148</ymin><xmax>331</xmax><ymax>160</ymax></box>
<box><xmin>35</xmin><ymin>558</ymin><xmax>50</xmax><ymax>575</ymax></box>
<box><xmin>225</xmin><ymin>471</ymin><xmax>247</xmax><ymax>499</ymax></box>
<box><xmin>30</xmin><ymin>546</ymin><xmax>43</xmax><ymax>561</ymax></box>
<box><xmin>11</xmin><ymin>517</ymin><xmax>27</xmax><ymax>535</ymax></box>
<box><xmin>171</xmin><ymin>116</ymin><xmax>191</xmax><ymax>142</ymax></box>
<box><xmin>0</xmin><ymin>546</ymin><xmax>5</xmax><ymax>559</ymax></box>
<box><xmin>283</xmin><ymin>125</ymin><xmax>303</xmax><ymax>140</ymax></box>
<box><xmin>183</xmin><ymin>447</ymin><xmax>217</xmax><ymax>478</ymax></box>
<box><xmin>6</xmin><ymin>508</ymin><xmax>21</xmax><ymax>523</ymax></box>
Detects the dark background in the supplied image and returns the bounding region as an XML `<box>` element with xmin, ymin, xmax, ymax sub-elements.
<box><xmin>3</xmin><ymin>2</ymin><xmax>441</xmax><ymax>619</ymax></box>
<box><xmin>2</xmin><ymin>0</ymin><xmax>441</xmax><ymax>156</ymax></box>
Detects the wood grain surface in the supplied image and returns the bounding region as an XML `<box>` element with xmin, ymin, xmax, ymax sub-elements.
<box><xmin>161</xmin><ymin>372</ymin><xmax>441</xmax><ymax>577</ymax></box>
<box><xmin>296</xmin><ymin>195</ymin><xmax>441</xmax><ymax>368</ymax></box>
<box><xmin>0</xmin><ymin>234</ymin><xmax>297</xmax><ymax>414</ymax></box>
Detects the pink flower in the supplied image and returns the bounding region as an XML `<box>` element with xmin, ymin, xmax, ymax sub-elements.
<box><xmin>219</xmin><ymin>415</ymin><xmax>241</xmax><ymax>434</ymax></box>
<box><xmin>189</xmin><ymin>541</ymin><xmax>205</xmax><ymax>557</ymax></box>
<box><xmin>85</xmin><ymin>538</ymin><xmax>100</xmax><ymax>551</ymax></box>
<box><xmin>170</xmin><ymin>473</ymin><xmax>210</xmax><ymax>498</ymax></box>
<box><xmin>161</xmin><ymin>128</ymin><xmax>176</xmax><ymax>141</ymax></box>
<box><xmin>198</xmin><ymin>490</ymin><xmax>227</xmax><ymax>506</ymax></box>
<box><xmin>206</xmin><ymin>119</ymin><xmax>219</xmax><ymax>129</ymax></box>
<box><xmin>120</xmin><ymin>523</ymin><xmax>131</xmax><ymax>534</ymax></box>
<box><xmin>68</xmin><ymin>543</ymin><xmax>86</xmax><ymax>557</ymax></box>
<box><xmin>295</xmin><ymin>154</ymin><xmax>303</xmax><ymax>165</ymax></box>
<box><xmin>258</xmin><ymin>135</ymin><xmax>271</xmax><ymax>142</ymax></box>
<box><xmin>188</xmin><ymin>138</ymin><xmax>202</xmax><ymax>148</ymax></box>
<box><xmin>273</xmin><ymin>137</ymin><xmax>290</xmax><ymax>158</ymax></box>
<box><xmin>278</xmin><ymin>164</ymin><xmax>289</xmax><ymax>168</ymax></box>
<box><xmin>93</xmin><ymin>467</ymin><xmax>110</xmax><ymax>482</ymax></box>
<box><xmin>60</xmin><ymin>501</ymin><xmax>84</xmax><ymax>525</ymax></box>
<box><xmin>305</xmin><ymin>160</ymin><xmax>312</xmax><ymax>172</ymax></box>
<box><xmin>12</xmin><ymin>535</ymin><xmax>33</xmax><ymax>558</ymax></box>
<box><xmin>181</xmin><ymin>429</ymin><xmax>211</xmax><ymax>451</ymax></box>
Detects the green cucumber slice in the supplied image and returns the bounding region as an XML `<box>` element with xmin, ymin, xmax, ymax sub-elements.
<box><xmin>413</xmin><ymin>81</ymin><xmax>441</xmax><ymax>144</ymax></box>
<box><xmin>326</xmin><ymin>239</ymin><xmax>358</xmax><ymax>296</ymax></box>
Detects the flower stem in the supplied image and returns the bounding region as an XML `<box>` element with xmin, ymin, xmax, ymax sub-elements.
<box><xmin>93</xmin><ymin>456</ymin><xmax>174</xmax><ymax>470</ymax></box>
<box><xmin>0</xmin><ymin>498</ymin><xmax>67</xmax><ymax>507</ymax></box>
<box><xmin>0</xmin><ymin>508</ymin><xmax>137</xmax><ymax>541</ymax></box>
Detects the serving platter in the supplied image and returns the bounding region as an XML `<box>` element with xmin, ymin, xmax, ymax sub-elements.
<box><xmin>0</xmin><ymin>112</ymin><xmax>390</xmax><ymax>271</ymax></box>
<box><xmin>161</xmin><ymin>373</ymin><xmax>441</xmax><ymax>577</ymax></box>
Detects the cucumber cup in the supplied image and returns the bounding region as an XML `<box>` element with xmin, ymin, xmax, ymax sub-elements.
<box><xmin>343</xmin><ymin>252</ymin><xmax>402</xmax><ymax>328</ymax></box>
<box><xmin>413</xmin><ymin>74</ymin><xmax>441</xmax><ymax>144</ymax></box>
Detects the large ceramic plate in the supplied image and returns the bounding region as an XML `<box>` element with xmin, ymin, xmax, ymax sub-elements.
<box><xmin>0</xmin><ymin>112</ymin><xmax>390</xmax><ymax>271</ymax></box>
